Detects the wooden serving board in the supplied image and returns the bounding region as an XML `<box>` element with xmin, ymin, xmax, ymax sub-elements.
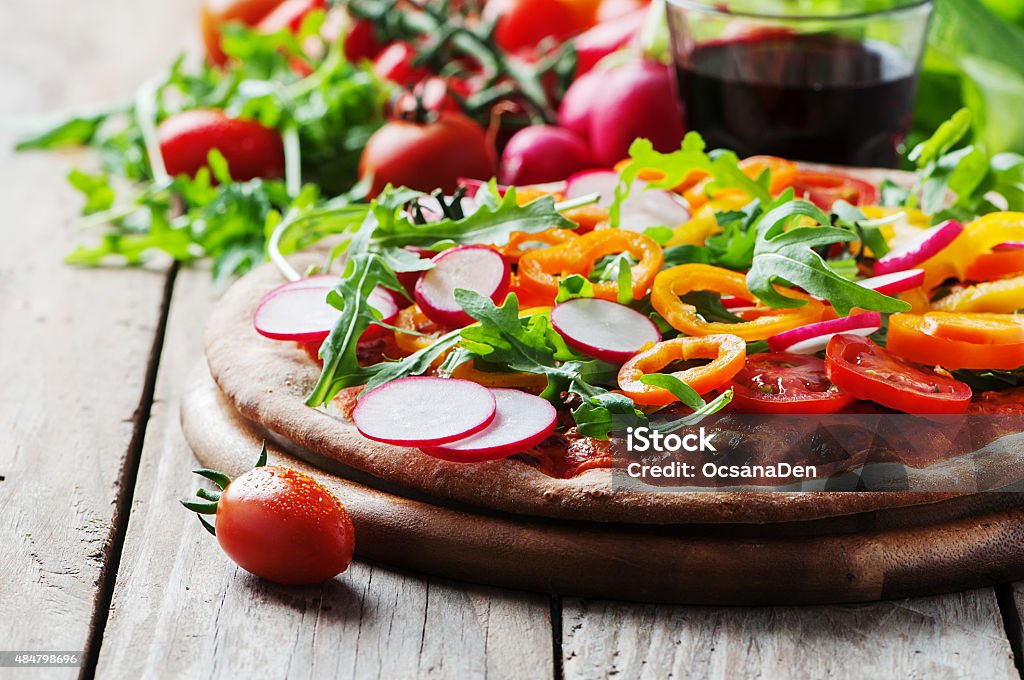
<box><xmin>182</xmin><ymin>365</ymin><xmax>1024</xmax><ymax>605</ymax></box>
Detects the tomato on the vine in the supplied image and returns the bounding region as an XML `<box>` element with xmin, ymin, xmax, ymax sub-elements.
<box><xmin>373</xmin><ymin>42</ymin><xmax>432</xmax><ymax>87</ymax></box>
<box><xmin>157</xmin><ymin>109</ymin><xmax>285</xmax><ymax>181</ymax></box>
<box><xmin>824</xmin><ymin>334</ymin><xmax>972</xmax><ymax>415</ymax></box>
<box><xmin>727</xmin><ymin>353</ymin><xmax>856</xmax><ymax>414</ymax></box>
<box><xmin>182</xmin><ymin>446</ymin><xmax>355</xmax><ymax>585</ymax></box>
<box><xmin>359</xmin><ymin>112</ymin><xmax>496</xmax><ymax>197</ymax></box>
<box><xmin>484</xmin><ymin>0</ymin><xmax>584</xmax><ymax>54</ymax></box>
<box><xmin>344</xmin><ymin>18</ymin><xmax>387</xmax><ymax>63</ymax></box>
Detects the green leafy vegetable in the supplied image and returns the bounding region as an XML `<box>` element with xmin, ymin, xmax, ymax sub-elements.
<box><xmin>747</xmin><ymin>198</ymin><xmax>911</xmax><ymax>316</ymax></box>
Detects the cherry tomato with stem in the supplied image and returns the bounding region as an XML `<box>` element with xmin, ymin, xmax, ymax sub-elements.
<box><xmin>157</xmin><ymin>109</ymin><xmax>285</xmax><ymax>181</ymax></box>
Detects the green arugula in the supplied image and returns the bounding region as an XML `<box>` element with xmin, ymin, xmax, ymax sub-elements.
<box><xmin>305</xmin><ymin>254</ymin><xmax>409</xmax><ymax>406</ymax></box>
<box><xmin>746</xmin><ymin>198</ymin><xmax>911</xmax><ymax>316</ymax></box>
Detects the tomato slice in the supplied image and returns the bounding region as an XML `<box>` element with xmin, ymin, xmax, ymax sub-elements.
<box><xmin>727</xmin><ymin>353</ymin><xmax>856</xmax><ymax>414</ymax></box>
<box><xmin>791</xmin><ymin>170</ymin><xmax>880</xmax><ymax>210</ymax></box>
<box><xmin>824</xmin><ymin>334</ymin><xmax>972</xmax><ymax>414</ymax></box>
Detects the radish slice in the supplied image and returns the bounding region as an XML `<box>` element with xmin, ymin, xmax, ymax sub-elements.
<box><xmin>857</xmin><ymin>269</ymin><xmax>925</xmax><ymax>296</ymax></box>
<box><xmin>420</xmin><ymin>388</ymin><xmax>557</xmax><ymax>462</ymax></box>
<box><xmin>997</xmin><ymin>241</ymin><xmax>1024</xmax><ymax>250</ymax></box>
<box><xmin>550</xmin><ymin>298</ymin><xmax>660</xmax><ymax>363</ymax></box>
<box><xmin>767</xmin><ymin>313</ymin><xmax>882</xmax><ymax>355</ymax></box>
<box><xmin>415</xmin><ymin>245</ymin><xmax>510</xmax><ymax>327</ymax></box>
<box><xmin>721</xmin><ymin>295</ymin><xmax>755</xmax><ymax>309</ymax></box>
<box><xmin>253</xmin><ymin>279</ymin><xmax>399</xmax><ymax>344</ymax></box>
<box><xmin>564</xmin><ymin>169</ymin><xmax>689</xmax><ymax>231</ymax></box>
<box><xmin>874</xmin><ymin>220</ymin><xmax>963</xmax><ymax>275</ymax></box>
<box><xmin>354</xmin><ymin>377</ymin><xmax>496</xmax><ymax>447</ymax></box>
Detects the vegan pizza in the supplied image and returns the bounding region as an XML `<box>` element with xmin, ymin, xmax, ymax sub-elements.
<box><xmin>203</xmin><ymin>136</ymin><xmax>1024</xmax><ymax>524</ymax></box>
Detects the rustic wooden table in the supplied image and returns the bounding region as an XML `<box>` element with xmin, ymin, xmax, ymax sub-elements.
<box><xmin>3</xmin><ymin>1</ymin><xmax>1024</xmax><ymax>678</ymax></box>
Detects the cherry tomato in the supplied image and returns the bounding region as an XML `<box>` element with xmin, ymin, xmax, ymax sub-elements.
<box><xmin>791</xmin><ymin>170</ymin><xmax>880</xmax><ymax>210</ymax></box>
<box><xmin>344</xmin><ymin>18</ymin><xmax>387</xmax><ymax>63</ymax></box>
<box><xmin>215</xmin><ymin>465</ymin><xmax>355</xmax><ymax>585</ymax></box>
<box><xmin>157</xmin><ymin>109</ymin><xmax>285</xmax><ymax>181</ymax></box>
<box><xmin>201</xmin><ymin>0</ymin><xmax>284</xmax><ymax>66</ymax></box>
<box><xmin>727</xmin><ymin>353</ymin><xmax>856</xmax><ymax>414</ymax></box>
<box><xmin>484</xmin><ymin>0</ymin><xmax>582</xmax><ymax>54</ymax></box>
<box><xmin>359</xmin><ymin>112</ymin><xmax>496</xmax><ymax>197</ymax></box>
<box><xmin>824</xmin><ymin>334</ymin><xmax>972</xmax><ymax>414</ymax></box>
<box><xmin>255</xmin><ymin>0</ymin><xmax>324</xmax><ymax>32</ymax></box>
<box><xmin>373</xmin><ymin>42</ymin><xmax>431</xmax><ymax>87</ymax></box>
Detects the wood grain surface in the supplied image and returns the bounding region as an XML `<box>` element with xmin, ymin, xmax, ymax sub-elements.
<box><xmin>0</xmin><ymin>0</ymin><xmax>193</xmax><ymax>663</ymax></box>
<box><xmin>561</xmin><ymin>591</ymin><xmax>1018</xmax><ymax>679</ymax></box>
<box><xmin>96</xmin><ymin>268</ymin><xmax>554</xmax><ymax>679</ymax></box>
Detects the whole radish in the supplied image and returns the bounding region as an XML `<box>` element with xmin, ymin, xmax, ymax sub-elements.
<box><xmin>499</xmin><ymin>125</ymin><xmax>594</xmax><ymax>185</ymax></box>
<box><xmin>572</xmin><ymin>9</ymin><xmax>646</xmax><ymax>76</ymax></box>
<box><xmin>558</xmin><ymin>68</ymin><xmax>605</xmax><ymax>142</ymax></box>
<box><xmin>587</xmin><ymin>59</ymin><xmax>685</xmax><ymax>167</ymax></box>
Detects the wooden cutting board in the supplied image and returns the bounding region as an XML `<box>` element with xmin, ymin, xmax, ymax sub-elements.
<box><xmin>182</xmin><ymin>365</ymin><xmax>1024</xmax><ymax>605</ymax></box>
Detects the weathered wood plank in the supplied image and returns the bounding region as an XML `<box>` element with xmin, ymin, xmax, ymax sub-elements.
<box><xmin>562</xmin><ymin>590</ymin><xmax>1017</xmax><ymax>680</ymax></box>
<box><xmin>95</xmin><ymin>268</ymin><xmax>554</xmax><ymax>679</ymax></box>
<box><xmin>0</xmin><ymin>0</ymin><xmax>194</xmax><ymax>664</ymax></box>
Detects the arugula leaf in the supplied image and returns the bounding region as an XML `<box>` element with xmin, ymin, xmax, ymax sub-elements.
<box><xmin>556</xmin><ymin>274</ymin><xmax>595</xmax><ymax>302</ymax></box>
<box><xmin>305</xmin><ymin>254</ymin><xmax>408</xmax><ymax>406</ymax></box>
<box><xmin>652</xmin><ymin>390</ymin><xmax>734</xmax><ymax>434</ymax></box>
<box><xmin>370</xmin><ymin>186</ymin><xmax>576</xmax><ymax>250</ymax></box>
<box><xmin>747</xmin><ymin>199</ymin><xmax>911</xmax><ymax>316</ymax></box>
<box><xmin>677</xmin><ymin>291</ymin><xmax>745</xmax><ymax>324</ymax></box>
<box><xmin>639</xmin><ymin>374</ymin><xmax>704</xmax><ymax>411</ymax></box>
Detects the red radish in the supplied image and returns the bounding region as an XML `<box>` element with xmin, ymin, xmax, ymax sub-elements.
<box><xmin>573</xmin><ymin>10</ymin><xmax>646</xmax><ymax>76</ymax></box>
<box><xmin>997</xmin><ymin>241</ymin><xmax>1024</xmax><ymax>250</ymax></box>
<box><xmin>588</xmin><ymin>59</ymin><xmax>686</xmax><ymax>167</ymax></box>
<box><xmin>558</xmin><ymin>68</ymin><xmax>604</xmax><ymax>142</ymax></box>
<box><xmin>420</xmin><ymin>388</ymin><xmax>557</xmax><ymax>461</ymax></box>
<box><xmin>857</xmin><ymin>269</ymin><xmax>925</xmax><ymax>296</ymax></box>
<box><xmin>353</xmin><ymin>377</ymin><xmax>496</xmax><ymax>446</ymax></box>
<box><xmin>457</xmin><ymin>178</ymin><xmax>508</xmax><ymax>198</ymax></box>
<box><xmin>415</xmin><ymin>246</ymin><xmax>510</xmax><ymax>327</ymax></box>
<box><xmin>564</xmin><ymin>169</ymin><xmax>688</xmax><ymax>229</ymax></box>
<box><xmin>253</xmin><ymin>279</ymin><xmax>399</xmax><ymax>343</ymax></box>
<box><xmin>499</xmin><ymin>126</ymin><xmax>595</xmax><ymax>186</ymax></box>
<box><xmin>767</xmin><ymin>313</ymin><xmax>882</xmax><ymax>355</ymax></box>
<box><xmin>874</xmin><ymin>220</ymin><xmax>964</xmax><ymax>275</ymax></box>
<box><xmin>550</xmin><ymin>298</ymin><xmax>660</xmax><ymax>362</ymax></box>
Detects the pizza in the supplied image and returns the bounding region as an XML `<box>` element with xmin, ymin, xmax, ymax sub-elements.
<box><xmin>202</xmin><ymin>152</ymin><xmax>1024</xmax><ymax>525</ymax></box>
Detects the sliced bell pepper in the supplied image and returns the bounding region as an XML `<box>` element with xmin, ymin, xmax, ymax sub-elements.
<box><xmin>887</xmin><ymin>312</ymin><xmax>1024</xmax><ymax>370</ymax></box>
<box><xmin>517</xmin><ymin>229</ymin><xmax>663</xmax><ymax>305</ymax></box>
<box><xmin>394</xmin><ymin>304</ymin><xmax>444</xmax><ymax>354</ymax></box>
<box><xmin>665</xmin><ymin>192</ymin><xmax>753</xmax><ymax>248</ymax></box>
<box><xmin>918</xmin><ymin>212</ymin><xmax>1024</xmax><ymax>291</ymax></box>
<box><xmin>931</xmin><ymin>275</ymin><xmax>1024</xmax><ymax>313</ymax></box>
<box><xmin>501</xmin><ymin>228</ymin><xmax>579</xmax><ymax>262</ymax></box>
<box><xmin>450</xmin><ymin>361</ymin><xmax>549</xmax><ymax>389</ymax></box>
<box><xmin>650</xmin><ymin>264</ymin><xmax>830</xmax><ymax>341</ymax></box>
<box><xmin>618</xmin><ymin>334</ymin><xmax>747</xmax><ymax>405</ymax></box>
<box><xmin>964</xmin><ymin>248</ymin><xmax>1024</xmax><ymax>281</ymax></box>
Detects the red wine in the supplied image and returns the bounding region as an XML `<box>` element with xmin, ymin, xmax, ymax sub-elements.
<box><xmin>676</xmin><ymin>35</ymin><xmax>919</xmax><ymax>168</ymax></box>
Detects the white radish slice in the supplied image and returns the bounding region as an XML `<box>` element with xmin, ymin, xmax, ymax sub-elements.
<box><xmin>767</xmin><ymin>313</ymin><xmax>882</xmax><ymax>355</ymax></box>
<box><xmin>564</xmin><ymin>169</ymin><xmax>689</xmax><ymax>232</ymax></box>
<box><xmin>415</xmin><ymin>245</ymin><xmax>510</xmax><ymax>327</ymax></box>
<box><xmin>253</xmin><ymin>279</ymin><xmax>399</xmax><ymax>344</ymax></box>
<box><xmin>353</xmin><ymin>377</ymin><xmax>496</xmax><ymax>447</ymax></box>
<box><xmin>550</xmin><ymin>298</ymin><xmax>660</xmax><ymax>363</ymax></box>
<box><xmin>420</xmin><ymin>388</ymin><xmax>557</xmax><ymax>462</ymax></box>
<box><xmin>857</xmin><ymin>269</ymin><xmax>925</xmax><ymax>296</ymax></box>
<box><xmin>874</xmin><ymin>220</ymin><xmax>963</xmax><ymax>275</ymax></box>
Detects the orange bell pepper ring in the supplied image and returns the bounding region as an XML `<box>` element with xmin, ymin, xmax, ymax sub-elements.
<box><xmin>394</xmin><ymin>304</ymin><xmax>444</xmax><ymax>354</ymax></box>
<box><xmin>651</xmin><ymin>264</ymin><xmax>829</xmax><ymax>341</ymax></box>
<box><xmin>965</xmin><ymin>249</ymin><xmax>1024</xmax><ymax>282</ymax></box>
<box><xmin>887</xmin><ymin>312</ymin><xmax>1024</xmax><ymax>370</ymax></box>
<box><xmin>501</xmin><ymin>228</ymin><xmax>579</xmax><ymax>263</ymax></box>
<box><xmin>517</xmin><ymin>229</ymin><xmax>664</xmax><ymax>305</ymax></box>
<box><xmin>618</xmin><ymin>334</ymin><xmax>747</xmax><ymax>405</ymax></box>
